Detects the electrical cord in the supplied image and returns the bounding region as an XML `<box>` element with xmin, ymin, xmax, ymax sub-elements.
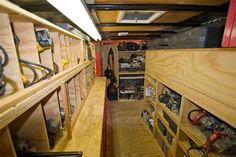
<box><xmin>187</xmin><ymin>109</ymin><xmax>204</xmax><ymax>122</ymax></box>
<box><xmin>187</xmin><ymin>139</ymin><xmax>208</xmax><ymax>157</ymax></box>
<box><xmin>0</xmin><ymin>45</ymin><xmax>9</xmax><ymax>66</ymax></box>
<box><xmin>20</xmin><ymin>61</ymin><xmax>38</xmax><ymax>88</ymax></box>
<box><xmin>18</xmin><ymin>58</ymin><xmax>54</xmax><ymax>87</ymax></box>
<box><xmin>0</xmin><ymin>45</ymin><xmax>9</xmax><ymax>95</ymax></box>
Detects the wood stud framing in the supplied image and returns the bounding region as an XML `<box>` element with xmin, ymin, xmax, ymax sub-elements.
<box><xmin>0</xmin><ymin>1</ymin><xmax>96</xmax><ymax>155</ymax></box>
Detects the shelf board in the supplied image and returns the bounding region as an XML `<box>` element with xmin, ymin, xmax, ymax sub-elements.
<box><xmin>181</xmin><ymin>125</ymin><xmax>227</xmax><ymax>157</ymax></box>
<box><xmin>145</xmin><ymin>79</ymin><xmax>156</xmax><ymax>89</ymax></box>
<box><xmin>156</xmin><ymin>123</ymin><xmax>172</xmax><ymax>149</ymax></box>
<box><xmin>157</xmin><ymin>112</ymin><xmax>176</xmax><ymax>138</ymax></box>
<box><xmin>178</xmin><ymin>141</ymin><xmax>203</xmax><ymax>157</ymax></box>
<box><xmin>157</xmin><ymin>102</ymin><xmax>179</xmax><ymax>124</ymax></box>
<box><xmin>118</xmin><ymin>50</ymin><xmax>145</xmax><ymax>53</ymax></box>
<box><xmin>118</xmin><ymin>99</ymin><xmax>143</xmax><ymax>102</ymax></box>
<box><xmin>144</xmin><ymin>104</ymin><xmax>155</xmax><ymax>120</ymax></box>
<box><xmin>119</xmin><ymin>71</ymin><xmax>145</xmax><ymax>75</ymax></box>
<box><xmin>181</xmin><ymin>125</ymin><xmax>205</xmax><ymax>146</ymax></box>
<box><xmin>146</xmin><ymin>97</ymin><xmax>156</xmax><ymax>108</ymax></box>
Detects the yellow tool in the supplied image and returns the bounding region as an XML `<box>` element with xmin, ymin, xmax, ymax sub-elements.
<box><xmin>21</xmin><ymin>74</ymin><xmax>29</xmax><ymax>84</ymax></box>
<box><xmin>36</xmin><ymin>42</ymin><xmax>50</xmax><ymax>53</ymax></box>
<box><xmin>61</xmin><ymin>59</ymin><xmax>69</xmax><ymax>67</ymax></box>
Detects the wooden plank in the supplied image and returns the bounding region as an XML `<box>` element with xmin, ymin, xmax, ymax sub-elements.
<box><xmin>72</xmin><ymin>39</ymin><xmax>77</xmax><ymax>66</ymax></box>
<box><xmin>75</xmin><ymin>40</ymin><xmax>81</xmax><ymax>65</ymax></box>
<box><xmin>59</xmin><ymin>34</ymin><xmax>69</xmax><ymax>70</ymax></box>
<box><xmin>41</xmin><ymin>91</ymin><xmax>62</xmax><ymax>128</ymax></box>
<box><xmin>80</xmin><ymin>69</ymin><xmax>87</xmax><ymax>96</ymax></box>
<box><xmin>0</xmin><ymin>13</ymin><xmax>23</xmax><ymax>96</ymax></box>
<box><xmin>0</xmin><ymin>127</ymin><xmax>16</xmax><ymax>157</ymax></box>
<box><xmin>0</xmin><ymin>1</ymin><xmax>82</xmax><ymax>40</ymax></box>
<box><xmin>67</xmin><ymin>78</ymin><xmax>77</xmax><ymax>114</ymax></box>
<box><xmin>61</xmin><ymin>82</ymin><xmax>72</xmax><ymax>140</ymax></box>
<box><xmin>13</xmin><ymin>22</ymin><xmax>42</xmax><ymax>79</ymax></box>
<box><xmin>94</xmin><ymin>0</ymin><xmax>227</xmax><ymax>5</ymax></box>
<box><xmin>0</xmin><ymin>62</ymin><xmax>88</xmax><ymax>130</ymax></box>
<box><xmin>146</xmin><ymin>48</ymin><xmax>236</xmax><ymax>128</ymax></box>
<box><xmin>69</xmin><ymin>38</ymin><xmax>75</xmax><ymax>67</ymax></box>
<box><xmin>74</xmin><ymin>75</ymin><xmax>82</xmax><ymax>106</ymax></box>
<box><xmin>8</xmin><ymin>103</ymin><xmax>50</xmax><ymax>151</ymax></box>
<box><xmin>50</xmin><ymin>32</ymin><xmax>63</xmax><ymax>72</ymax></box>
<box><xmin>79</xmin><ymin>40</ymin><xmax>84</xmax><ymax>64</ymax></box>
<box><xmin>65</xmin><ymin>36</ymin><xmax>72</xmax><ymax>68</ymax></box>
<box><xmin>64</xmin><ymin>77</ymin><xmax>107</xmax><ymax>157</ymax></box>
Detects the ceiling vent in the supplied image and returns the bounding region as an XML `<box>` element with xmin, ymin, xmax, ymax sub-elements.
<box><xmin>117</xmin><ymin>11</ymin><xmax>166</xmax><ymax>23</ymax></box>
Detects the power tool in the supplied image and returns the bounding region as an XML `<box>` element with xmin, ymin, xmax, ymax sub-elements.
<box><xmin>158</xmin><ymin>87</ymin><xmax>181</xmax><ymax>115</ymax></box>
<box><xmin>188</xmin><ymin>109</ymin><xmax>236</xmax><ymax>156</ymax></box>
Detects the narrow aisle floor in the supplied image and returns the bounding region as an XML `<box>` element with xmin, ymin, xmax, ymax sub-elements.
<box><xmin>106</xmin><ymin>101</ymin><xmax>162</xmax><ymax>157</ymax></box>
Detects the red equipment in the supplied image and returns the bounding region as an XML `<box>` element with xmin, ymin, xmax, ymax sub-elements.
<box><xmin>222</xmin><ymin>0</ymin><xmax>236</xmax><ymax>47</ymax></box>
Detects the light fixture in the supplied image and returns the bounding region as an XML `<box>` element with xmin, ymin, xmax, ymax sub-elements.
<box><xmin>118</xmin><ymin>32</ymin><xmax>129</xmax><ymax>36</ymax></box>
<box><xmin>47</xmin><ymin>0</ymin><xmax>101</xmax><ymax>41</ymax></box>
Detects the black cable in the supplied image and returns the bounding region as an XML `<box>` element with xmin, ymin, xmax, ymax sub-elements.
<box><xmin>187</xmin><ymin>109</ymin><xmax>204</xmax><ymax>122</ymax></box>
<box><xmin>53</xmin><ymin>62</ymin><xmax>59</xmax><ymax>74</ymax></box>
<box><xmin>187</xmin><ymin>139</ymin><xmax>208</xmax><ymax>157</ymax></box>
<box><xmin>19</xmin><ymin>61</ymin><xmax>38</xmax><ymax>88</ymax></box>
<box><xmin>0</xmin><ymin>44</ymin><xmax>9</xmax><ymax>66</ymax></box>
<box><xmin>0</xmin><ymin>45</ymin><xmax>9</xmax><ymax>95</ymax></box>
<box><xmin>18</xmin><ymin>58</ymin><xmax>53</xmax><ymax>87</ymax></box>
<box><xmin>187</xmin><ymin>146</ymin><xmax>208</xmax><ymax>157</ymax></box>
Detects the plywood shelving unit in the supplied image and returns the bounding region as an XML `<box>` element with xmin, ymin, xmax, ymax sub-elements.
<box><xmin>117</xmin><ymin>50</ymin><xmax>145</xmax><ymax>101</ymax></box>
<box><xmin>0</xmin><ymin>1</ymin><xmax>96</xmax><ymax>156</ymax></box>
<box><xmin>144</xmin><ymin>48</ymin><xmax>236</xmax><ymax>157</ymax></box>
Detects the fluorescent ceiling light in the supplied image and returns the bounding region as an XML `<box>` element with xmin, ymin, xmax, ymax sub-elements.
<box><xmin>118</xmin><ymin>32</ymin><xmax>129</xmax><ymax>36</ymax></box>
<box><xmin>47</xmin><ymin>0</ymin><xmax>101</xmax><ymax>41</ymax></box>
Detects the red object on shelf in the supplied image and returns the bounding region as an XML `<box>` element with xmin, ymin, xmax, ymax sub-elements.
<box><xmin>95</xmin><ymin>51</ymin><xmax>102</xmax><ymax>77</ymax></box>
<box><xmin>222</xmin><ymin>0</ymin><xmax>236</xmax><ymax>47</ymax></box>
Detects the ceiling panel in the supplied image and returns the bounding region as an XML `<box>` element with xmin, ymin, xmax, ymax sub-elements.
<box><xmin>94</xmin><ymin>0</ymin><xmax>228</xmax><ymax>6</ymax></box>
<box><xmin>102</xmin><ymin>33</ymin><xmax>151</xmax><ymax>36</ymax></box>
<box><xmin>99</xmin><ymin>26</ymin><xmax>167</xmax><ymax>31</ymax></box>
<box><xmin>154</xmin><ymin>11</ymin><xmax>200</xmax><ymax>23</ymax></box>
<box><xmin>96</xmin><ymin>11</ymin><xmax>201</xmax><ymax>23</ymax></box>
<box><xmin>96</xmin><ymin>11</ymin><xmax>119</xmax><ymax>23</ymax></box>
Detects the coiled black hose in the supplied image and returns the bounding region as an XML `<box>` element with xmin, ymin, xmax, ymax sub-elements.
<box><xmin>0</xmin><ymin>45</ymin><xmax>9</xmax><ymax>95</ymax></box>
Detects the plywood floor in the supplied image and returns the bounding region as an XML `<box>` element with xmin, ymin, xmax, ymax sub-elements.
<box><xmin>106</xmin><ymin>101</ymin><xmax>162</xmax><ymax>157</ymax></box>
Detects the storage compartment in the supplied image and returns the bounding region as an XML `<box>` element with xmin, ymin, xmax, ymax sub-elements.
<box><xmin>8</xmin><ymin>104</ymin><xmax>50</xmax><ymax>155</ymax></box>
<box><xmin>157</xmin><ymin>83</ymin><xmax>182</xmax><ymax>117</ymax></box>
<box><xmin>118</xmin><ymin>51</ymin><xmax>145</xmax><ymax>73</ymax></box>
<box><xmin>119</xmin><ymin>74</ymin><xmax>144</xmax><ymax>100</ymax></box>
<box><xmin>179</xmin><ymin>98</ymin><xmax>236</xmax><ymax>157</ymax></box>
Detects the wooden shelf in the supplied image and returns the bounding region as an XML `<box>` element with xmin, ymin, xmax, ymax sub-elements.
<box><xmin>118</xmin><ymin>50</ymin><xmax>145</xmax><ymax>53</ymax></box>
<box><xmin>157</xmin><ymin>112</ymin><xmax>176</xmax><ymax>138</ymax></box>
<box><xmin>156</xmin><ymin>123</ymin><xmax>172</xmax><ymax>149</ymax></box>
<box><xmin>181</xmin><ymin>125</ymin><xmax>228</xmax><ymax>157</ymax></box>
<box><xmin>63</xmin><ymin>78</ymin><xmax>107</xmax><ymax>157</ymax></box>
<box><xmin>145</xmin><ymin>79</ymin><xmax>156</xmax><ymax>89</ymax></box>
<box><xmin>157</xmin><ymin>102</ymin><xmax>179</xmax><ymax>124</ymax></box>
<box><xmin>181</xmin><ymin>125</ymin><xmax>205</xmax><ymax>146</ymax></box>
<box><xmin>119</xmin><ymin>71</ymin><xmax>145</xmax><ymax>75</ymax></box>
<box><xmin>146</xmin><ymin>49</ymin><xmax>236</xmax><ymax>128</ymax></box>
<box><xmin>144</xmin><ymin>104</ymin><xmax>155</xmax><ymax>119</ymax></box>
<box><xmin>178</xmin><ymin>141</ymin><xmax>203</xmax><ymax>157</ymax></box>
<box><xmin>146</xmin><ymin>97</ymin><xmax>155</xmax><ymax>108</ymax></box>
